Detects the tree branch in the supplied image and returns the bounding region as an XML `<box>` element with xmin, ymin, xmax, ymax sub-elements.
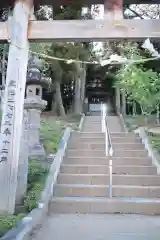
<box><xmin>127</xmin><ymin>7</ymin><xmax>144</xmax><ymax>19</ymax></box>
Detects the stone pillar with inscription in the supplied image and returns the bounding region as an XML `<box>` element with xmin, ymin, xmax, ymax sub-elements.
<box><xmin>25</xmin><ymin>58</ymin><xmax>47</xmax><ymax>159</ymax></box>
<box><xmin>0</xmin><ymin>0</ymin><xmax>32</xmax><ymax>214</ymax></box>
<box><xmin>16</xmin><ymin>109</ymin><xmax>29</xmax><ymax>205</ymax></box>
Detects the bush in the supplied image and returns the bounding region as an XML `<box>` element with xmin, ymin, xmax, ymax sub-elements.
<box><xmin>0</xmin><ymin>214</ymin><xmax>25</xmax><ymax>237</ymax></box>
<box><xmin>24</xmin><ymin>182</ymin><xmax>45</xmax><ymax>212</ymax></box>
<box><xmin>24</xmin><ymin>161</ymin><xmax>48</xmax><ymax>212</ymax></box>
<box><xmin>0</xmin><ymin>161</ymin><xmax>48</xmax><ymax>237</ymax></box>
<box><xmin>147</xmin><ymin>134</ymin><xmax>160</xmax><ymax>153</ymax></box>
<box><xmin>27</xmin><ymin>161</ymin><xmax>48</xmax><ymax>190</ymax></box>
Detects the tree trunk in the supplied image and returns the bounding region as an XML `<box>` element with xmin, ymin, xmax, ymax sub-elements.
<box><xmin>156</xmin><ymin>105</ymin><xmax>159</xmax><ymax>124</ymax></box>
<box><xmin>80</xmin><ymin>66</ymin><xmax>86</xmax><ymax>112</ymax></box>
<box><xmin>51</xmin><ymin>99</ymin><xmax>57</xmax><ymax>113</ymax></box>
<box><xmin>133</xmin><ymin>101</ymin><xmax>136</xmax><ymax>115</ymax></box>
<box><xmin>115</xmin><ymin>86</ymin><xmax>120</xmax><ymax>114</ymax></box>
<box><xmin>55</xmin><ymin>81</ymin><xmax>66</xmax><ymax>117</ymax></box>
<box><xmin>74</xmin><ymin>76</ymin><xmax>82</xmax><ymax>115</ymax></box>
<box><xmin>74</xmin><ymin>64</ymin><xmax>86</xmax><ymax>115</ymax></box>
<box><xmin>121</xmin><ymin>91</ymin><xmax>126</xmax><ymax>116</ymax></box>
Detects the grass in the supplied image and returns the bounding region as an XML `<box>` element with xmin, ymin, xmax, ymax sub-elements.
<box><xmin>124</xmin><ymin>114</ymin><xmax>160</xmax><ymax>153</ymax></box>
<box><xmin>124</xmin><ymin>114</ymin><xmax>157</xmax><ymax>131</ymax></box>
<box><xmin>24</xmin><ymin>160</ymin><xmax>48</xmax><ymax>212</ymax></box>
<box><xmin>147</xmin><ymin>133</ymin><xmax>160</xmax><ymax>154</ymax></box>
<box><xmin>0</xmin><ymin>214</ymin><xmax>26</xmax><ymax>237</ymax></box>
<box><xmin>0</xmin><ymin>161</ymin><xmax>48</xmax><ymax>237</ymax></box>
<box><xmin>40</xmin><ymin>120</ymin><xmax>62</xmax><ymax>153</ymax></box>
<box><xmin>40</xmin><ymin>115</ymin><xmax>80</xmax><ymax>153</ymax></box>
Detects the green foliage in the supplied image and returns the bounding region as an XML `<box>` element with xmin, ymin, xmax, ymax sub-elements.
<box><xmin>27</xmin><ymin>161</ymin><xmax>48</xmax><ymax>191</ymax></box>
<box><xmin>44</xmin><ymin>42</ymin><xmax>91</xmax><ymax>85</ymax></box>
<box><xmin>123</xmin><ymin>114</ymin><xmax>157</xmax><ymax>132</ymax></box>
<box><xmin>0</xmin><ymin>214</ymin><xmax>26</xmax><ymax>237</ymax></box>
<box><xmin>33</xmin><ymin>5</ymin><xmax>94</xmax><ymax>85</ymax></box>
<box><xmin>24</xmin><ymin>186</ymin><xmax>43</xmax><ymax>212</ymax></box>
<box><xmin>0</xmin><ymin>44</ymin><xmax>9</xmax><ymax>56</ymax></box>
<box><xmin>148</xmin><ymin>135</ymin><xmax>160</xmax><ymax>152</ymax></box>
<box><xmin>24</xmin><ymin>161</ymin><xmax>48</xmax><ymax>212</ymax></box>
<box><xmin>40</xmin><ymin>120</ymin><xmax>62</xmax><ymax>153</ymax></box>
<box><xmin>116</xmin><ymin>64</ymin><xmax>160</xmax><ymax>116</ymax></box>
<box><xmin>0</xmin><ymin>161</ymin><xmax>48</xmax><ymax>237</ymax></box>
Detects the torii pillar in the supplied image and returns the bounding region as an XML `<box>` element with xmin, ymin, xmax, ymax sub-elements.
<box><xmin>104</xmin><ymin>0</ymin><xmax>123</xmax><ymax>20</ymax></box>
<box><xmin>104</xmin><ymin>0</ymin><xmax>123</xmax><ymax>115</ymax></box>
<box><xmin>0</xmin><ymin>0</ymin><xmax>33</xmax><ymax>214</ymax></box>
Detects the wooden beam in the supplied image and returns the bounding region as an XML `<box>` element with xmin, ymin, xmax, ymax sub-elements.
<box><xmin>1</xmin><ymin>19</ymin><xmax>160</xmax><ymax>42</ymax></box>
<box><xmin>0</xmin><ymin>0</ymin><xmax>159</xmax><ymax>9</ymax></box>
<box><xmin>104</xmin><ymin>0</ymin><xmax>123</xmax><ymax>20</ymax></box>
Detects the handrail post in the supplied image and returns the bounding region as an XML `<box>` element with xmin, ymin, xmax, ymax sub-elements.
<box><xmin>105</xmin><ymin>128</ymin><xmax>109</xmax><ymax>156</ymax></box>
<box><xmin>101</xmin><ymin>103</ymin><xmax>103</xmax><ymax>132</ymax></box>
<box><xmin>109</xmin><ymin>158</ymin><xmax>112</xmax><ymax>198</ymax></box>
<box><xmin>101</xmin><ymin>103</ymin><xmax>106</xmax><ymax>133</ymax></box>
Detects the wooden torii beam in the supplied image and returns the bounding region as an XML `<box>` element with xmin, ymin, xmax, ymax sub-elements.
<box><xmin>1</xmin><ymin>19</ymin><xmax>160</xmax><ymax>42</ymax></box>
<box><xmin>0</xmin><ymin>0</ymin><xmax>160</xmax><ymax>42</ymax></box>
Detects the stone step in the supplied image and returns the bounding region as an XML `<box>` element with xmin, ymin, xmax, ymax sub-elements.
<box><xmin>68</xmin><ymin>142</ymin><xmax>144</xmax><ymax>150</ymax></box>
<box><xmin>69</xmin><ymin>138</ymin><xmax>105</xmax><ymax>144</ymax></box>
<box><xmin>84</xmin><ymin>122</ymin><xmax>101</xmax><ymax>126</ymax></box>
<box><xmin>68</xmin><ymin>143</ymin><xmax>105</xmax><ymax>150</ymax></box>
<box><xmin>112</xmin><ymin>165</ymin><xmax>157</xmax><ymax>175</ymax></box>
<box><xmin>82</xmin><ymin>126</ymin><xmax>101</xmax><ymax>130</ymax></box>
<box><xmin>66</xmin><ymin>149</ymin><xmax>148</xmax><ymax>158</ymax></box>
<box><xmin>82</xmin><ymin>124</ymin><xmax>102</xmax><ymax>129</ymax></box>
<box><xmin>107</xmin><ymin>126</ymin><xmax>124</xmax><ymax>133</ymax></box>
<box><xmin>57</xmin><ymin>173</ymin><xmax>109</xmax><ymax>185</ymax></box>
<box><xmin>112</xmin><ymin>143</ymin><xmax>144</xmax><ymax>150</ymax></box>
<box><xmin>57</xmin><ymin>173</ymin><xmax>160</xmax><ymax>186</ymax></box>
<box><xmin>82</xmin><ymin>128</ymin><xmax>102</xmax><ymax>132</ymax></box>
<box><xmin>66</xmin><ymin>149</ymin><xmax>105</xmax><ymax>158</ymax></box>
<box><xmin>111</xmin><ymin>137</ymin><xmax>141</xmax><ymax>143</ymax></box>
<box><xmin>83</xmin><ymin>123</ymin><xmax>101</xmax><ymax>127</ymax></box>
<box><xmin>50</xmin><ymin>197</ymin><xmax>160</xmax><ymax>215</ymax></box>
<box><xmin>54</xmin><ymin>184</ymin><xmax>160</xmax><ymax>198</ymax></box>
<box><xmin>110</xmin><ymin>132</ymin><xmax>136</xmax><ymax>138</ymax></box>
<box><xmin>64</xmin><ymin>157</ymin><xmax>152</xmax><ymax>166</ymax></box>
<box><xmin>110</xmin><ymin>130</ymin><xmax>125</xmax><ymax>133</ymax></box>
<box><xmin>85</xmin><ymin>116</ymin><xmax>101</xmax><ymax>121</ymax></box>
<box><xmin>113</xmin><ymin>150</ymin><xmax>148</xmax><ymax>158</ymax></box>
<box><xmin>61</xmin><ymin>164</ymin><xmax>156</xmax><ymax>175</ymax></box>
<box><xmin>79</xmin><ymin>132</ymin><xmax>104</xmax><ymax>138</ymax></box>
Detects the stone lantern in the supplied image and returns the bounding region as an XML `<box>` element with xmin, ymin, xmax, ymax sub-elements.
<box><xmin>24</xmin><ymin>56</ymin><xmax>47</xmax><ymax>159</ymax></box>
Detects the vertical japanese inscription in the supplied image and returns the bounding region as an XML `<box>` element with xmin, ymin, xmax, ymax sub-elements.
<box><xmin>0</xmin><ymin>80</ymin><xmax>16</xmax><ymax>163</ymax></box>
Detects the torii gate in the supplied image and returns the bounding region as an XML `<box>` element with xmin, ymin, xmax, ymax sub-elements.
<box><xmin>0</xmin><ymin>0</ymin><xmax>158</xmax><ymax>214</ymax></box>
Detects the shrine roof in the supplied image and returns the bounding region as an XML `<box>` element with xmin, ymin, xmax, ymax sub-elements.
<box><xmin>0</xmin><ymin>0</ymin><xmax>159</xmax><ymax>9</ymax></box>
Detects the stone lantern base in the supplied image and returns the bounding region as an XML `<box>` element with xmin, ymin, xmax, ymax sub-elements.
<box><xmin>24</xmin><ymin>98</ymin><xmax>47</xmax><ymax>159</ymax></box>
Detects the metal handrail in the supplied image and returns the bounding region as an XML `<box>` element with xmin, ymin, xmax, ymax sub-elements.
<box><xmin>101</xmin><ymin>103</ymin><xmax>113</xmax><ymax>198</ymax></box>
<box><xmin>105</xmin><ymin>116</ymin><xmax>113</xmax><ymax>156</ymax></box>
<box><xmin>105</xmin><ymin>116</ymin><xmax>113</xmax><ymax>198</ymax></box>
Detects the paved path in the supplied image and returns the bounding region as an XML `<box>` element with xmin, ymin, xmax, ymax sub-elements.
<box><xmin>31</xmin><ymin>214</ymin><xmax>160</xmax><ymax>240</ymax></box>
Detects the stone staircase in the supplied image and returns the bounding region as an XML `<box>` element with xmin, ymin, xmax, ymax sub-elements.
<box><xmin>50</xmin><ymin>116</ymin><xmax>160</xmax><ymax>215</ymax></box>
